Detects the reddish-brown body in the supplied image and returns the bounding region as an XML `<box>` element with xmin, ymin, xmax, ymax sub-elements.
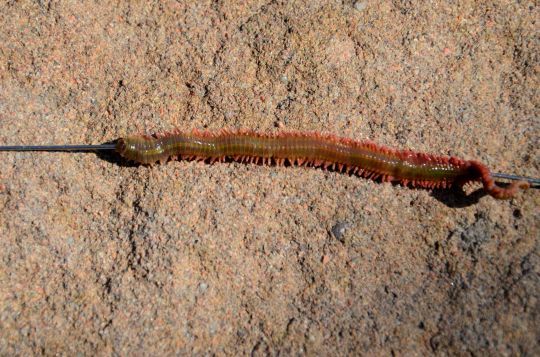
<box><xmin>115</xmin><ymin>129</ymin><xmax>529</xmax><ymax>199</ymax></box>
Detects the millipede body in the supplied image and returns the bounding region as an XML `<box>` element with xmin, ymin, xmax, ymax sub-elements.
<box><xmin>115</xmin><ymin>129</ymin><xmax>529</xmax><ymax>199</ymax></box>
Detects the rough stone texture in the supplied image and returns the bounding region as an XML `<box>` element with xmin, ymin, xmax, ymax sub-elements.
<box><xmin>0</xmin><ymin>1</ymin><xmax>538</xmax><ymax>355</ymax></box>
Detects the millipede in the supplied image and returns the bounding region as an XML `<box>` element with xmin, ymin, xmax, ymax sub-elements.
<box><xmin>1</xmin><ymin>128</ymin><xmax>538</xmax><ymax>200</ymax></box>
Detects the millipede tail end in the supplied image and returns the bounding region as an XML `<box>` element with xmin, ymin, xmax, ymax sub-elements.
<box><xmin>468</xmin><ymin>161</ymin><xmax>530</xmax><ymax>200</ymax></box>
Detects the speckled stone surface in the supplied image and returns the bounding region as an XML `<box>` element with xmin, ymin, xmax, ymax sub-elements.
<box><xmin>0</xmin><ymin>1</ymin><xmax>538</xmax><ymax>355</ymax></box>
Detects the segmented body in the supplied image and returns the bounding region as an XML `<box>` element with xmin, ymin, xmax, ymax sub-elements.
<box><xmin>115</xmin><ymin>129</ymin><xmax>528</xmax><ymax>199</ymax></box>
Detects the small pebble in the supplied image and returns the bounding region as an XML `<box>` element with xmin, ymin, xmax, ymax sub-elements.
<box><xmin>331</xmin><ymin>222</ymin><xmax>349</xmax><ymax>243</ymax></box>
<box><xmin>198</xmin><ymin>282</ymin><xmax>208</xmax><ymax>293</ymax></box>
<box><xmin>354</xmin><ymin>1</ymin><xmax>368</xmax><ymax>12</ymax></box>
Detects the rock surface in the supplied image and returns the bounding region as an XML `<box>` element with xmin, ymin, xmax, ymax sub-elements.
<box><xmin>0</xmin><ymin>1</ymin><xmax>538</xmax><ymax>355</ymax></box>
